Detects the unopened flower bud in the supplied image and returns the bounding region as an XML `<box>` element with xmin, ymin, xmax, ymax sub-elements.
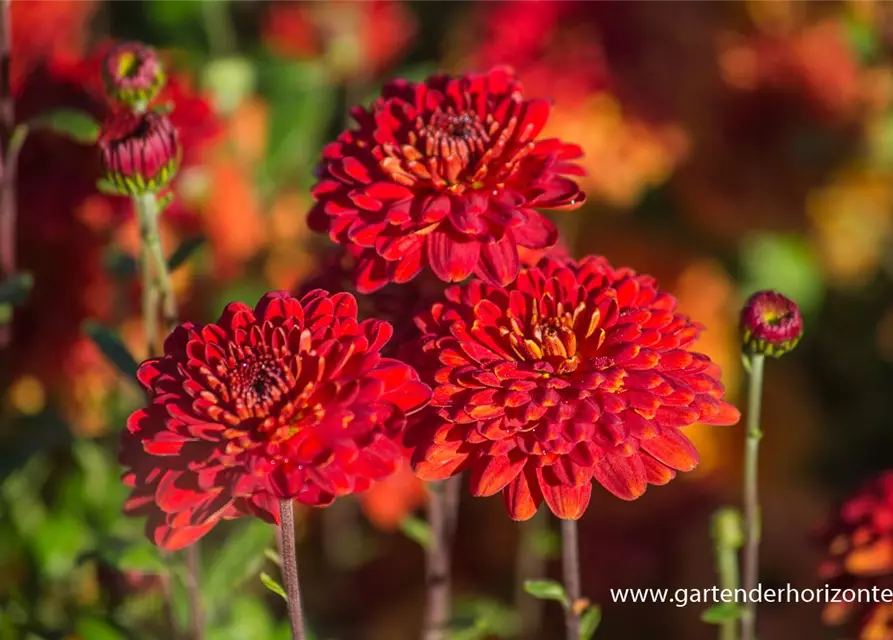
<box><xmin>103</xmin><ymin>42</ymin><xmax>166</xmax><ymax>107</ymax></box>
<box><xmin>740</xmin><ymin>290</ymin><xmax>803</xmax><ymax>358</ymax></box>
<box><xmin>98</xmin><ymin>111</ymin><xmax>181</xmax><ymax>196</ymax></box>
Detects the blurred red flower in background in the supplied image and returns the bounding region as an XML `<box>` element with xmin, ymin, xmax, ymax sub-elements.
<box><xmin>308</xmin><ymin>67</ymin><xmax>585</xmax><ymax>293</ymax></box>
<box><xmin>10</xmin><ymin>0</ymin><xmax>97</xmax><ymax>89</ymax></box>
<box><xmin>406</xmin><ymin>256</ymin><xmax>739</xmax><ymax>521</ymax></box>
<box><xmin>7</xmin><ymin>40</ymin><xmax>221</xmax><ymax>426</ymax></box>
<box><xmin>119</xmin><ymin>290</ymin><xmax>431</xmax><ymax>549</ymax></box>
<box><xmin>455</xmin><ymin>0</ymin><xmax>688</xmax><ymax>208</ymax></box>
<box><xmin>262</xmin><ymin>0</ymin><xmax>417</xmax><ymax>80</ymax></box>
<box><xmin>357</xmin><ymin>460</ymin><xmax>429</xmax><ymax>531</ymax></box>
<box><xmin>819</xmin><ymin>472</ymin><xmax>893</xmax><ymax>640</ymax></box>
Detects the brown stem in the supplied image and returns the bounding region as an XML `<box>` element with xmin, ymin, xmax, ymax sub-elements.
<box><xmin>561</xmin><ymin>519</ymin><xmax>582</xmax><ymax>640</ymax></box>
<box><xmin>514</xmin><ymin>509</ymin><xmax>547</xmax><ymax>638</ymax></box>
<box><xmin>423</xmin><ymin>476</ymin><xmax>460</xmax><ymax>640</ymax></box>
<box><xmin>279</xmin><ymin>499</ymin><xmax>307</xmax><ymax>640</ymax></box>
<box><xmin>0</xmin><ymin>0</ymin><xmax>14</xmax><ymax>349</ymax></box>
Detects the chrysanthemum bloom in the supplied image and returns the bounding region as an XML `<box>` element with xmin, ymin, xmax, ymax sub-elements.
<box><xmin>405</xmin><ymin>256</ymin><xmax>740</xmax><ymax>520</ymax></box>
<box><xmin>120</xmin><ymin>290</ymin><xmax>431</xmax><ymax>549</ymax></box>
<box><xmin>740</xmin><ymin>289</ymin><xmax>803</xmax><ymax>357</ymax></box>
<box><xmin>99</xmin><ymin>110</ymin><xmax>181</xmax><ymax>196</ymax></box>
<box><xmin>308</xmin><ymin>67</ymin><xmax>586</xmax><ymax>293</ymax></box>
<box><xmin>819</xmin><ymin>472</ymin><xmax>893</xmax><ymax>639</ymax></box>
<box><xmin>102</xmin><ymin>41</ymin><xmax>166</xmax><ymax>107</ymax></box>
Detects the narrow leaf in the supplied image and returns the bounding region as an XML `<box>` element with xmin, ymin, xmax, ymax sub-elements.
<box><xmin>204</xmin><ymin>518</ymin><xmax>274</xmax><ymax>604</ymax></box>
<box><xmin>399</xmin><ymin>515</ymin><xmax>431</xmax><ymax>549</ymax></box>
<box><xmin>264</xmin><ymin>547</ymin><xmax>282</xmax><ymax>567</ymax></box>
<box><xmin>701</xmin><ymin>602</ymin><xmax>743</xmax><ymax>624</ymax></box>
<box><xmin>580</xmin><ymin>605</ymin><xmax>602</xmax><ymax>640</ymax></box>
<box><xmin>260</xmin><ymin>572</ymin><xmax>287</xmax><ymax>601</ymax></box>
<box><xmin>31</xmin><ymin>108</ymin><xmax>101</xmax><ymax>144</ymax></box>
<box><xmin>83</xmin><ymin>321</ymin><xmax>139</xmax><ymax>381</ymax></box>
<box><xmin>523</xmin><ymin>579</ymin><xmax>569</xmax><ymax>608</ymax></box>
<box><xmin>168</xmin><ymin>236</ymin><xmax>206</xmax><ymax>273</ymax></box>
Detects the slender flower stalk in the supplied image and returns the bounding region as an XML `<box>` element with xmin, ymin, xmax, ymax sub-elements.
<box><xmin>134</xmin><ymin>190</ymin><xmax>206</xmax><ymax>640</ymax></box>
<box><xmin>423</xmin><ymin>476</ymin><xmax>461</xmax><ymax>640</ymax></box>
<box><xmin>740</xmin><ymin>353</ymin><xmax>764</xmax><ymax>640</ymax></box>
<box><xmin>711</xmin><ymin>508</ymin><xmax>743</xmax><ymax>640</ymax></box>
<box><xmin>280</xmin><ymin>500</ymin><xmax>307</xmax><ymax>640</ymax></box>
<box><xmin>737</xmin><ymin>290</ymin><xmax>802</xmax><ymax>640</ymax></box>
<box><xmin>561</xmin><ymin>519</ymin><xmax>582</xmax><ymax>640</ymax></box>
<box><xmin>0</xmin><ymin>0</ymin><xmax>14</xmax><ymax>348</ymax></box>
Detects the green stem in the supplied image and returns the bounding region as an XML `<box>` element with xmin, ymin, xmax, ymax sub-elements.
<box><xmin>135</xmin><ymin>191</ymin><xmax>203</xmax><ymax>640</ymax></box>
<box><xmin>711</xmin><ymin>508</ymin><xmax>742</xmax><ymax>640</ymax></box>
<box><xmin>741</xmin><ymin>354</ymin><xmax>765</xmax><ymax>640</ymax></box>
<box><xmin>202</xmin><ymin>0</ymin><xmax>236</xmax><ymax>57</ymax></box>
<box><xmin>138</xmin><ymin>194</ymin><xmax>177</xmax><ymax>335</ymax></box>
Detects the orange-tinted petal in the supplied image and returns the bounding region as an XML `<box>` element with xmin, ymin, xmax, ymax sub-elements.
<box><xmin>468</xmin><ymin>453</ymin><xmax>526</xmax><ymax>497</ymax></box>
<box><xmin>503</xmin><ymin>466</ymin><xmax>543</xmax><ymax>520</ymax></box>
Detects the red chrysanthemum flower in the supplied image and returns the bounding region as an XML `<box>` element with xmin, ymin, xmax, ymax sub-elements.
<box><xmin>405</xmin><ymin>256</ymin><xmax>740</xmax><ymax>520</ymax></box>
<box><xmin>308</xmin><ymin>67</ymin><xmax>586</xmax><ymax>293</ymax></box>
<box><xmin>819</xmin><ymin>472</ymin><xmax>893</xmax><ymax>639</ymax></box>
<box><xmin>120</xmin><ymin>290</ymin><xmax>431</xmax><ymax>550</ymax></box>
<box><xmin>261</xmin><ymin>0</ymin><xmax>416</xmax><ymax>81</ymax></box>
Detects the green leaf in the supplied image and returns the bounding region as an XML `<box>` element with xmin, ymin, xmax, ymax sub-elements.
<box><xmin>701</xmin><ymin>602</ymin><xmax>743</xmax><ymax>624</ymax></box>
<box><xmin>104</xmin><ymin>246</ymin><xmax>138</xmax><ymax>279</ymax></box>
<box><xmin>116</xmin><ymin>542</ymin><xmax>167</xmax><ymax>574</ymax></box>
<box><xmin>83</xmin><ymin>321</ymin><xmax>140</xmax><ymax>382</ymax></box>
<box><xmin>450</xmin><ymin>596</ymin><xmax>520</xmax><ymax>640</ymax></box>
<box><xmin>30</xmin><ymin>108</ymin><xmax>100</xmax><ymax>144</ymax></box>
<box><xmin>31</xmin><ymin>512</ymin><xmax>92</xmax><ymax>579</ymax></box>
<box><xmin>75</xmin><ymin>616</ymin><xmax>127</xmax><ymax>640</ymax></box>
<box><xmin>260</xmin><ymin>572</ymin><xmax>287</xmax><ymax>601</ymax></box>
<box><xmin>523</xmin><ymin>579</ymin><xmax>570</xmax><ymax>608</ymax></box>
<box><xmin>0</xmin><ymin>272</ymin><xmax>34</xmax><ymax>306</ymax></box>
<box><xmin>97</xmin><ymin>177</ymin><xmax>123</xmax><ymax>196</ymax></box>
<box><xmin>203</xmin><ymin>56</ymin><xmax>256</xmax><ymax>114</ymax></box>
<box><xmin>529</xmin><ymin>527</ymin><xmax>560</xmax><ymax>559</ymax></box>
<box><xmin>204</xmin><ymin>518</ymin><xmax>275</xmax><ymax>607</ymax></box>
<box><xmin>580</xmin><ymin>605</ymin><xmax>602</xmax><ymax>640</ymax></box>
<box><xmin>399</xmin><ymin>515</ymin><xmax>431</xmax><ymax>549</ymax></box>
<box><xmin>168</xmin><ymin>236</ymin><xmax>206</xmax><ymax>273</ymax></box>
<box><xmin>264</xmin><ymin>547</ymin><xmax>282</xmax><ymax>567</ymax></box>
<box><xmin>740</xmin><ymin>233</ymin><xmax>822</xmax><ymax>317</ymax></box>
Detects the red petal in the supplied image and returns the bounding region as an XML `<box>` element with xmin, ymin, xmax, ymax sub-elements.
<box><xmin>428</xmin><ymin>231</ymin><xmax>481</xmax><ymax>283</ymax></box>
<box><xmin>512</xmin><ymin>212</ymin><xmax>557</xmax><ymax>249</ymax></box>
<box><xmin>536</xmin><ymin>473</ymin><xmax>592</xmax><ymax>520</ymax></box>
<box><xmin>641</xmin><ymin>456</ymin><xmax>676</xmax><ymax>486</ymax></box>
<box><xmin>592</xmin><ymin>453</ymin><xmax>647</xmax><ymax>500</ymax></box>
<box><xmin>640</xmin><ymin>429</ymin><xmax>699</xmax><ymax>472</ymax></box>
<box><xmin>502</xmin><ymin>466</ymin><xmax>543</xmax><ymax>520</ymax></box>
<box><xmin>154</xmin><ymin>520</ymin><xmax>218</xmax><ymax>551</ymax></box>
<box><xmin>475</xmin><ymin>232</ymin><xmax>519</xmax><ymax>287</ymax></box>
<box><xmin>469</xmin><ymin>454</ymin><xmax>526</xmax><ymax>497</ymax></box>
<box><xmin>704</xmin><ymin>401</ymin><xmax>741</xmax><ymax>426</ymax></box>
<box><xmin>414</xmin><ymin>454</ymin><xmax>470</xmax><ymax>481</ymax></box>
